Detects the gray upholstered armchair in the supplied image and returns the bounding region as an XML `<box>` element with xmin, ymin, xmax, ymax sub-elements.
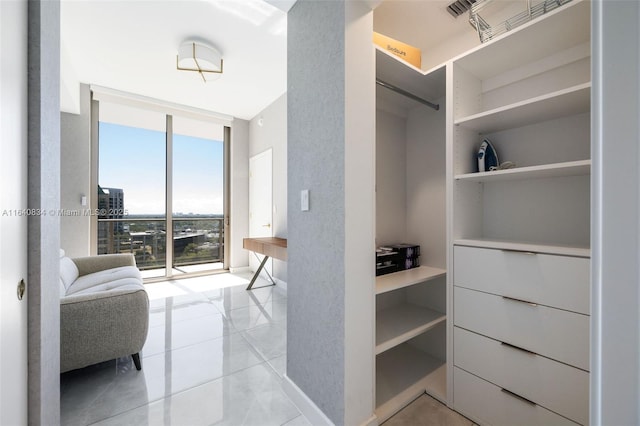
<box><xmin>59</xmin><ymin>251</ymin><xmax>149</xmax><ymax>373</ymax></box>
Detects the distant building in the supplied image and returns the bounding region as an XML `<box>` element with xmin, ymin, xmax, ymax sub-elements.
<box><xmin>98</xmin><ymin>186</ymin><xmax>125</xmax><ymax>253</ymax></box>
<box><xmin>174</xmin><ymin>231</ymin><xmax>207</xmax><ymax>254</ymax></box>
<box><xmin>98</xmin><ymin>186</ymin><xmax>124</xmax><ymax>218</ymax></box>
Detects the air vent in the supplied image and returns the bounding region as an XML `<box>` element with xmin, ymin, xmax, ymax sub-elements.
<box><xmin>447</xmin><ymin>0</ymin><xmax>477</xmax><ymax>17</ymax></box>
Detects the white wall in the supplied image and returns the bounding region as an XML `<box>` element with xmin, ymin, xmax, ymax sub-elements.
<box><xmin>591</xmin><ymin>1</ymin><xmax>640</xmax><ymax>424</ymax></box>
<box><xmin>249</xmin><ymin>93</ymin><xmax>287</xmax><ymax>282</ymax></box>
<box><xmin>376</xmin><ymin>98</ymin><xmax>446</xmax><ymax>269</ymax></box>
<box><xmin>60</xmin><ymin>84</ymin><xmax>91</xmax><ymax>257</ymax></box>
<box><xmin>287</xmin><ymin>1</ymin><xmax>348</xmax><ymax>420</ymax></box>
<box><xmin>27</xmin><ymin>0</ymin><xmax>61</xmax><ymax>422</ymax></box>
<box><xmin>406</xmin><ymin>99</ymin><xmax>447</xmax><ymax>270</ymax></box>
<box><xmin>376</xmin><ymin>108</ymin><xmax>407</xmax><ymax>245</ymax></box>
<box><xmin>0</xmin><ymin>0</ymin><xmax>29</xmax><ymax>423</ymax></box>
<box><xmin>230</xmin><ymin>119</ymin><xmax>250</xmax><ymax>270</ymax></box>
<box><xmin>344</xmin><ymin>3</ymin><xmax>376</xmax><ymax>424</ymax></box>
<box><xmin>287</xmin><ymin>1</ymin><xmax>376</xmax><ymax>424</ymax></box>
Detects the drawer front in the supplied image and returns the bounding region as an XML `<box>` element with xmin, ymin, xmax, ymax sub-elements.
<box><xmin>454</xmin><ymin>327</ymin><xmax>589</xmax><ymax>425</ymax></box>
<box><xmin>454</xmin><ymin>245</ymin><xmax>589</xmax><ymax>314</ymax></box>
<box><xmin>454</xmin><ymin>286</ymin><xmax>589</xmax><ymax>370</ymax></box>
<box><xmin>454</xmin><ymin>367</ymin><xmax>580</xmax><ymax>426</ymax></box>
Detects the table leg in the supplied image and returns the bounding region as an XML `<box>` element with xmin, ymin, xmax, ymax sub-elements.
<box><xmin>247</xmin><ymin>255</ymin><xmax>271</xmax><ymax>290</ymax></box>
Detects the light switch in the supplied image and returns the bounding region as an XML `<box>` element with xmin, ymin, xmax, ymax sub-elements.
<box><xmin>301</xmin><ymin>190</ymin><xmax>309</xmax><ymax>212</ymax></box>
<box><xmin>81</xmin><ymin>195</ymin><xmax>87</xmax><ymax>206</ymax></box>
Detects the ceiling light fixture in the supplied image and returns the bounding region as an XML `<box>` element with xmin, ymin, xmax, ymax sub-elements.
<box><xmin>176</xmin><ymin>41</ymin><xmax>223</xmax><ymax>82</ymax></box>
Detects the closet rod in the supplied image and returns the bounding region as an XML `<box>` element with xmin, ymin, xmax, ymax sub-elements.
<box><xmin>376</xmin><ymin>78</ymin><xmax>440</xmax><ymax>111</ymax></box>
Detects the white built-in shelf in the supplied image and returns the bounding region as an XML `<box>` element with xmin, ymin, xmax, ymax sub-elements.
<box><xmin>455</xmin><ymin>160</ymin><xmax>590</xmax><ymax>182</ymax></box>
<box><xmin>455</xmin><ymin>83</ymin><xmax>590</xmax><ymax>134</ymax></box>
<box><xmin>376</xmin><ymin>45</ymin><xmax>424</xmax><ymax>75</ymax></box>
<box><xmin>452</xmin><ymin>0</ymin><xmax>590</xmax><ymax>80</ymax></box>
<box><xmin>376</xmin><ymin>48</ymin><xmax>446</xmax><ymax>104</ymax></box>
<box><xmin>376</xmin><ymin>343</ymin><xmax>446</xmax><ymax>423</ymax></box>
<box><xmin>376</xmin><ymin>304</ymin><xmax>446</xmax><ymax>355</ymax></box>
<box><xmin>454</xmin><ymin>238</ymin><xmax>591</xmax><ymax>258</ymax></box>
<box><xmin>376</xmin><ymin>265</ymin><xmax>446</xmax><ymax>295</ymax></box>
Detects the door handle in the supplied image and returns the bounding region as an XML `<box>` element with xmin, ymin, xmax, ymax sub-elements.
<box><xmin>262</xmin><ymin>223</ymin><xmax>271</xmax><ymax>228</ymax></box>
<box><xmin>17</xmin><ymin>279</ymin><xmax>25</xmax><ymax>300</ymax></box>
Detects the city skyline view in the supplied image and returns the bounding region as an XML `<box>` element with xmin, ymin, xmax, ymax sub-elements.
<box><xmin>98</xmin><ymin>121</ymin><xmax>224</xmax><ymax>216</ymax></box>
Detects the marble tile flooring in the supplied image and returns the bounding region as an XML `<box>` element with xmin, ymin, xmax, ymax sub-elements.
<box><xmin>383</xmin><ymin>395</ymin><xmax>476</xmax><ymax>426</ymax></box>
<box><xmin>60</xmin><ymin>272</ymin><xmax>309</xmax><ymax>426</ymax></box>
<box><xmin>61</xmin><ymin>271</ymin><xmax>473</xmax><ymax>426</ymax></box>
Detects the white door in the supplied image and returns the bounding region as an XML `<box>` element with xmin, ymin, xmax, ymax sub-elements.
<box><xmin>0</xmin><ymin>0</ymin><xmax>29</xmax><ymax>422</ymax></box>
<box><xmin>249</xmin><ymin>149</ymin><xmax>273</xmax><ymax>277</ymax></box>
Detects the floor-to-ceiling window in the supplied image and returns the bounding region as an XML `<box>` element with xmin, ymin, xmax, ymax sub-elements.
<box><xmin>96</xmin><ymin>100</ymin><xmax>228</xmax><ymax>279</ymax></box>
<box><xmin>170</xmin><ymin>116</ymin><xmax>226</xmax><ymax>276</ymax></box>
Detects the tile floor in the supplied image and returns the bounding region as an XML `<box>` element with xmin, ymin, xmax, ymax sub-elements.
<box><xmin>61</xmin><ymin>272</ymin><xmax>473</xmax><ymax>426</ymax></box>
<box><xmin>60</xmin><ymin>272</ymin><xmax>308</xmax><ymax>426</ymax></box>
<box><xmin>383</xmin><ymin>395</ymin><xmax>476</xmax><ymax>426</ymax></box>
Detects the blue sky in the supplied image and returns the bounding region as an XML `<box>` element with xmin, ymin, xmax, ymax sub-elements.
<box><xmin>99</xmin><ymin>122</ymin><xmax>224</xmax><ymax>215</ymax></box>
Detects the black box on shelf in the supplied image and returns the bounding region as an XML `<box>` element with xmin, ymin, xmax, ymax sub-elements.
<box><xmin>376</xmin><ymin>244</ymin><xmax>420</xmax><ymax>275</ymax></box>
<box><xmin>376</xmin><ymin>247</ymin><xmax>399</xmax><ymax>276</ymax></box>
<box><xmin>392</xmin><ymin>244</ymin><xmax>420</xmax><ymax>271</ymax></box>
<box><xmin>376</xmin><ymin>263</ymin><xmax>399</xmax><ymax>276</ymax></box>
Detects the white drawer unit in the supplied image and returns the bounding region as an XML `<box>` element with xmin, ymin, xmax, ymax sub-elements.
<box><xmin>454</xmin><ymin>367</ymin><xmax>580</xmax><ymax>426</ymax></box>
<box><xmin>454</xmin><ymin>286</ymin><xmax>589</xmax><ymax>371</ymax></box>
<box><xmin>454</xmin><ymin>245</ymin><xmax>589</xmax><ymax>314</ymax></box>
<box><xmin>454</xmin><ymin>327</ymin><xmax>589</xmax><ymax>425</ymax></box>
<box><xmin>448</xmin><ymin>0</ymin><xmax>591</xmax><ymax>424</ymax></box>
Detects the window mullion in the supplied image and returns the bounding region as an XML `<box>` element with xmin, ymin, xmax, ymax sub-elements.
<box><xmin>165</xmin><ymin>114</ymin><xmax>173</xmax><ymax>278</ymax></box>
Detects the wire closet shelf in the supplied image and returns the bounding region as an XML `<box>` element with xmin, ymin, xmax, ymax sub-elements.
<box><xmin>469</xmin><ymin>0</ymin><xmax>573</xmax><ymax>43</ymax></box>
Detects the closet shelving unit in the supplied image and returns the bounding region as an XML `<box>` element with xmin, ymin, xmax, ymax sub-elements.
<box><xmin>450</xmin><ymin>0</ymin><xmax>591</xmax><ymax>253</ymax></box>
<box><xmin>375</xmin><ymin>267</ymin><xmax>447</xmax><ymax>421</ymax></box>
<box><xmin>371</xmin><ymin>0</ymin><xmax>591</xmax><ymax>423</ymax></box>
<box><xmin>376</xmin><ymin>267</ymin><xmax>446</xmax><ymax>355</ymax></box>
<box><xmin>449</xmin><ymin>0</ymin><xmax>592</xmax><ymax>424</ymax></box>
<box><xmin>374</xmin><ymin>46</ymin><xmax>448</xmax><ymax>423</ymax></box>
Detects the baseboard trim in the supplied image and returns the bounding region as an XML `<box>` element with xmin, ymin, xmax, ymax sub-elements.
<box><xmin>229</xmin><ymin>266</ymin><xmax>250</xmax><ymax>274</ymax></box>
<box><xmin>361</xmin><ymin>414</ymin><xmax>378</xmax><ymax>426</ymax></box>
<box><xmin>282</xmin><ymin>374</ymin><xmax>334</xmax><ymax>426</ymax></box>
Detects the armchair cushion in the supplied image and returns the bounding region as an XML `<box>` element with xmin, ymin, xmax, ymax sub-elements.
<box><xmin>67</xmin><ymin>266</ymin><xmax>142</xmax><ymax>295</ymax></box>
<box><xmin>60</xmin><ymin>254</ymin><xmax>79</xmax><ymax>290</ymax></box>
<box><xmin>72</xmin><ymin>253</ymin><xmax>136</xmax><ymax>276</ymax></box>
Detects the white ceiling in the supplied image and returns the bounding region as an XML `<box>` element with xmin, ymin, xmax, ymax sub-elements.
<box><xmin>374</xmin><ymin>0</ymin><xmax>474</xmax><ymax>48</ymax></box>
<box><xmin>60</xmin><ymin>0</ymin><xmax>481</xmax><ymax>121</ymax></box>
<box><xmin>61</xmin><ymin>0</ymin><xmax>288</xmax><ymax>121</ymax></box>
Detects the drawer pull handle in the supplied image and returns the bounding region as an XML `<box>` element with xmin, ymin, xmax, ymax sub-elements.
<box><xmin>501</xmin><ymin>249</ymin><xmax>537</xmax><ymax>255</ymax></box>
<box><xmin>501</xmin><ymin>388</ymin><xmax>537</xmax><ymax>406</ymax></box>
<box><xmin>501</xmin><ymin>341</ymin><xmax>536</xmax><ymax>356</ymax></box>
<box><xmin>502</xmin><ymin>295</ymin><xmax>538</xmax><ymax>307</ymax></box>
